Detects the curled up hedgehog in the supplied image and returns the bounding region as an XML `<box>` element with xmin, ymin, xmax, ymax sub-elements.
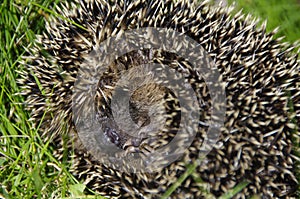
<box><xmin>18</xmin><ymin>0</ymin><xmax>300</xmax><ymax>198</ymax></box>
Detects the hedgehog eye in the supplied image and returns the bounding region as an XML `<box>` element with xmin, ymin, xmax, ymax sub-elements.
<box><xmin>104</xmin><ymin>127</ymin><xmax>120</xmax><ymax>145</ymax></box>
<box><xmin>110</xmin><ymin>130</ymin><xmax>120</xmax><ymax>142</ymax></box>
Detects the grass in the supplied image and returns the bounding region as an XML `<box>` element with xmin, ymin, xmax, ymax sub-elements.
<box><xmin>0</xmin><ymin>0</ymin><xmax>85</xmax><ymax>198</ymax></box>
<box><xmin>0</xmin><ymin>0</ymin><xmax>299</xmax><ymax>198</ymax></box>
<box><xmin>228</xmin><ymin>0</ymin><xmax>300</xmax><ymax>44</ymax></box>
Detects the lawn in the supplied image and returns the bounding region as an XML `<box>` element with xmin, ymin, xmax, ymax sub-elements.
<box><xmin>0</xmin><ymin>0</ymin><xmax>299</xmax><ymax>198</ymax></box>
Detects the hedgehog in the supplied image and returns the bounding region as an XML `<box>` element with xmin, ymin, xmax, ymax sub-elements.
<box><xmin>18</xmin><ymin>0</ymin><xmax>300</xmax><ymax>198</ymax></box>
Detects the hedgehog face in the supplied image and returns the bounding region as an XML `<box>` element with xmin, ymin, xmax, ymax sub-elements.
<box><xmin>99</xmin><ymin>117</ymin><xmax>144</xmax><ymax>151</ymax></box>
<box><xmin>96</xmin><ymin>81</ymin><xmax>173</xmax><ymax>154</ymax></box>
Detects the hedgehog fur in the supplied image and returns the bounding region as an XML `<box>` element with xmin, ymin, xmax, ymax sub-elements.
<box><xmin>18</xmin><ymin>0</ymin><xmax>300</xmax><ymax>198</ymax></box>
